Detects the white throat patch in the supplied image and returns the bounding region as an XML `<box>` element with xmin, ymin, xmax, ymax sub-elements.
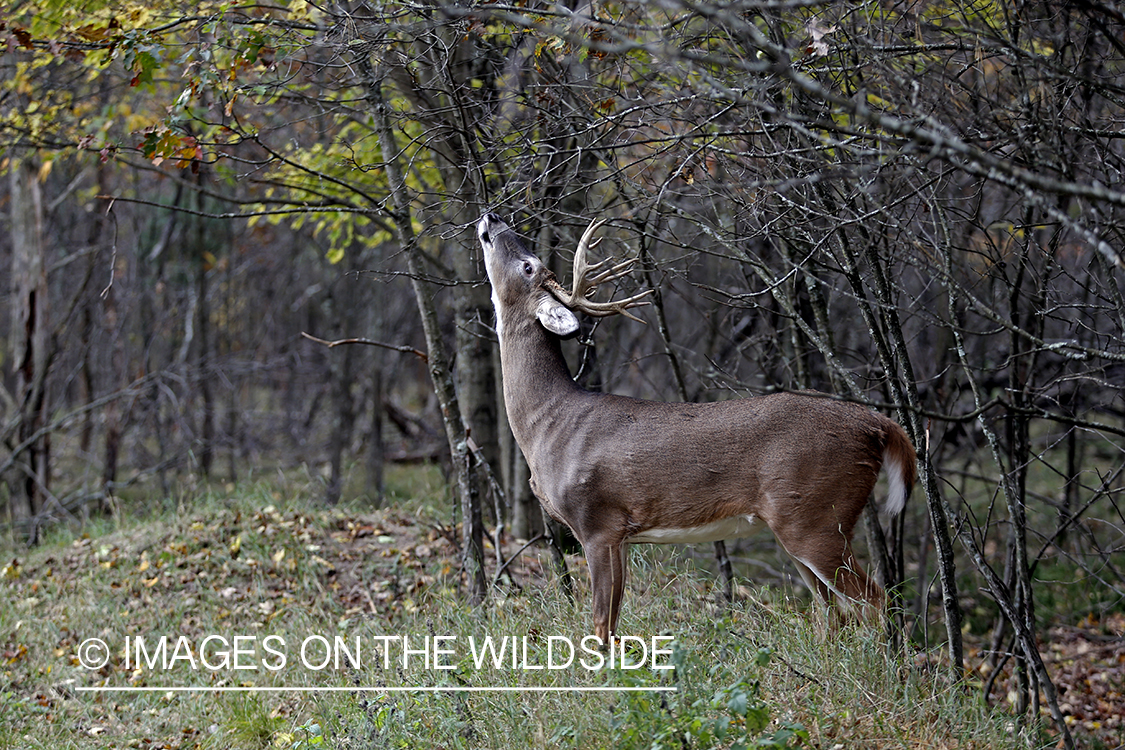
<box><xmin>491</xmin><ymin>287</ymin><xmax>503</xmax><ymax>343</ymax></box>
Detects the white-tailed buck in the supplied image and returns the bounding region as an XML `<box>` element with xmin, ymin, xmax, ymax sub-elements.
<box><xmin>477</xmin><ymin>213</ymin><xmax>917</xmax><ymax>642</ymax></box>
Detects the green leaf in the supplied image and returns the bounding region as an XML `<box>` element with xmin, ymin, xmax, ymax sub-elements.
<box><xmin>727</xmin><ymin>688</ymin><xmax>749</xmax><ymax>717</ymax></box>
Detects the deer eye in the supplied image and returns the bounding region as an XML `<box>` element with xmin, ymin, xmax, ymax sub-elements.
<box><xmin>522</xmin><ymin>261</ymin><xmax>534</xmax><ymax>277</ymax></box>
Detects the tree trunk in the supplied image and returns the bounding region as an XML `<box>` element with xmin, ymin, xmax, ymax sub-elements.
<box><xmin>368</xmin><ymin>361</ymin><xmax>386</xmax><ymax>506</ymax></box>
<box><xmin>369</xmin><ymin>67</ymin><xmax>487</xmax><ymax>605</ymax></box>
<box><xmin>451</xmin><ymin>255</ymin><xmax>500</xmax><ymax>520</ymax></box>
<box><xmin>365</xmin><ymin>267</ymin><xmax>386</xmax><ymax>506</ymax></box>
<box><xmin>325</xmin><ymin>329</ymin><xmax>355</xmax><ymax>506</ymax></box>
<box><xmin>102</xmin><ymin>259</ymin><xmax>123</xmax><ymax>497</ymax></box>
<box><xmin>224</xmin><ymin>233</ymin><xmax>238</xmax><ymax>483</ymax></box>
<box><xmin>194</xmin><ymin>188</ymin><xmax>214</xmax><ymax>478</ymax></box>
<box><xmin>8</xmin><ymin>156</ymin><xmax>51</xmax><ymax>543</ymax></box>
<box><xmin>325</xmin><ymin>258</ymin><xmax>361</xmax><ymax>505</ymax></box>
<box><xmin>101</xmin><ymin>165</ymin><xmax>125</xmax><ymax>506</ymax></box>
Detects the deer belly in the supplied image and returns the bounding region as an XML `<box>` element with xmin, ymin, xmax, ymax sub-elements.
<box><xmin>627</xmin><ymin>515</ymin><xmax>762</xmax><ymax>545</ymax></box>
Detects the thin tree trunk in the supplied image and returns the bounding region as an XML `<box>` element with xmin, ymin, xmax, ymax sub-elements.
<box><xmin>101</xmin><ymin>165</ymin><xmax>125</xmax><ymax>506</ymax></box>
<box><xmin>369</xmin><ymin>66</ymin><xmax>486</xmax><ymax>605</ymax></box>
<box><xmin>368</xmin><ymin>362</ymin><xmax>385</xmax><ymax>506</ymax></box>
<box><xmin>102</xmin><ymin>265</ymin><xmax>123</xmax><ymax>497</ymax></box>
<box><xmin>453</xmin><ymin>273</ymin><xmax>500</xmax><ymax>517</ymax></box>
<box><xmin>367</xmin><ymin>265</ymin><xmax>387</xmax><ymax>506</ymax></box>
<box><xmin>194</xmin><ymin>182</ymin><xmax>214</xmax><ymax>478</ymax></box>
<box><xmin>79</xmin><ymin>305</ymin><xmax>95</xmax><ymax>457</ymax></box>
<box><xmin>326</xmin><ymin>330</ymin><xmax>355</xmax><ymax>505</ymax></box>
<box><xmin>944</xmin><ymin>235</ymin><xmax>1074</xmax><ymax>749</ymax></box>
<box><xmin>225</xmin><ymin>233</ymin><xmax>238</xmax><ymax>483</ymax></box>
<box><xmin>857</xmin><ymin>234</ymin><xmax>960</xmax><ymax>667</ymax></box>
<box><xmin>326</xmin><ymin>260</ymin><xmax>361</xmax><ymax>505</ymax></box>
<box><xmin>8</xmin><ymin>157</ymin><xmax>51</xmax><ymax>543</ymax></box>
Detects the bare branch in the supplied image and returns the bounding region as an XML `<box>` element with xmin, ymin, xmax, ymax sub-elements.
<box><xmin>301</xmin><ymin>332</ymin><xmax>427</xmax><ymax>361</ymax></box>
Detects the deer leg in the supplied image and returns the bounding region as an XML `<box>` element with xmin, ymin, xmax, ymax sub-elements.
<box><xmin>782</xmin><ymin>532</ymin><xmax>884</xmax><ymax>621</ymax></box>
<box><xmin>787</xmin><ymin>554</ymin><xmax>834</xmax><ymax>605</ymax></box>
<box><xmin>584</xmin><ymin>537</ymin><xmax>627</xmax><ymax>643</ymax></box>
<box><xmin>833</xmin><ymin>550</ymin><xmax>885</xmax><ymax>624</ymax></box>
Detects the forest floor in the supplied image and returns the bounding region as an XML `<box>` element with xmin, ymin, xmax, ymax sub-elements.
<box><xmin>1</xmin><ymin>476</ymin><xmax>1122</xmax><ymax>749</ymax></box>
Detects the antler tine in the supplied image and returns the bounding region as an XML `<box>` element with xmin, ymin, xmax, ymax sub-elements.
<box><xmin>578</xmin><ymin>218</ymin><xmax>607</xmax><ymax>250</ymax></box>
<box><xmin>545</xmin><ymin>218</ymin><xmax>655</xmax><ymax>322</ymax></box>
<box><xmin>585</xmin><ymin>288</ymin><xmax>656</xmax><ymax>322</ymax></box>
<box><xmin>587</xmin><ymin>257</ymin><xmax>641</xmax><ymax>286</ymax></box>
<box><xmin>569</xmin><ymin>218</ymin><xmax>607</xmax><ymax>299</ymax></box>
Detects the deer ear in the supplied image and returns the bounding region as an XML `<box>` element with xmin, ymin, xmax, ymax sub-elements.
<box><xmin>536</xmin><ymin>295</ymin><xmax>580</xmax><ymax>338</ymax></box>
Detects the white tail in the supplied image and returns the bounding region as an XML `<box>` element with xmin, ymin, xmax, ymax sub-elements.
<box><xmin>477</xmin><ymin>213</ymin><xmax>917</xmax><ymax>642</ymax></box>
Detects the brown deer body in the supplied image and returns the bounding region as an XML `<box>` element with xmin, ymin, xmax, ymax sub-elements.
<box><xmin>478</xmin><ymin>213</ymin><xmax>916</xmax><ymax>643</ymax></box>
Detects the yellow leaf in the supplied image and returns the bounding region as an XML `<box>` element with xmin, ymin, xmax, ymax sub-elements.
<box><xmin>229</xmin><ymin>536</ymin><xmax>242</xmax><ymax>558</ymax></box>
<box><xmin>1</xmin><ymin>560</ymin><xmax>19</xmax><ymax>580</ymax></box>
<box><xmin>271</xmin><ymin>549</ymin><xmax>285</xmax><ymax>564</ymax></box>
<box><xmin>137</xmin><ymin>559</ymin><xmax>150</xmax><ymax>573</ymax></box>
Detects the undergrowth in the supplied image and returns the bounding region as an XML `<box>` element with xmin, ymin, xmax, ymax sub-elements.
<box><xmin>0</xmin><ymin>476</ymin><xmax>1056</xmax><ymax>749</ymax></box>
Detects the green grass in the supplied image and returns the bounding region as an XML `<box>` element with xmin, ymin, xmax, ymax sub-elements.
<box><xmin>0</xmin><ymin>475</ymin><xmax>1061</xmax><ymax>749</ymax></box>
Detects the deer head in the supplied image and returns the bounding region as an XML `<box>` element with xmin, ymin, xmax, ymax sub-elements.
<box><xmin>479</xmin><ymin>213</ymin><xmax>652</xmax><ymax>341</ymax></box>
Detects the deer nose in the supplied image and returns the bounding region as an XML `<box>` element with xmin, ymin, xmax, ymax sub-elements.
<box><xmin>478</xmin><ymin>213</ymin><xmax>503</xmax><ymax>243</ymax></box>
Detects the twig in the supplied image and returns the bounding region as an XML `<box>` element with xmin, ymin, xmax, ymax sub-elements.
<box><xmin>493</xmin><ymin>533</ymin><xmax>547</xmax><ymax>586</ymax></box>
<box><xmin>100</xmin><ymin>197</ymin><xmax>118</xmax><ymax>299</ymax></box>
<box><xmin>301</xmin><ymin>331</ymin><xmax>427</xmax><ymax>360</ymax></box>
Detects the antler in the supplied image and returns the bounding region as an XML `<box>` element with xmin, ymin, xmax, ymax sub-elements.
<box><xmin>544</xmin><ymin>219</ymin><xmax>654</xmax><ymax>322</ymax></box>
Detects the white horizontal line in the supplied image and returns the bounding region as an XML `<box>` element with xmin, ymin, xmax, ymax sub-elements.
<box><xmin>76</xmin><ymin>685</ymin><xmax>677</xmax><ymax>693</ymax></box>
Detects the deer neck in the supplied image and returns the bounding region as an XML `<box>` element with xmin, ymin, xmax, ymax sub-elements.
<box><xmin>496</xmin><ymin>307</ymin><xmax>586</xmax><ymax>444</ymax></box>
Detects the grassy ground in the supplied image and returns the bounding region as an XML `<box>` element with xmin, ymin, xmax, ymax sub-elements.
<box><xmin>0</xmin><ymin>471</ymin><xmax>1105</xmax><ymax>749</ymax></box>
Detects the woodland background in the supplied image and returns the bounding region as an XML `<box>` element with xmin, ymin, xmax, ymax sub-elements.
<box><xmin>2</xmin><ymin>2</ymin><xmax>1123</xmax><ymax>746</ymax></box>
